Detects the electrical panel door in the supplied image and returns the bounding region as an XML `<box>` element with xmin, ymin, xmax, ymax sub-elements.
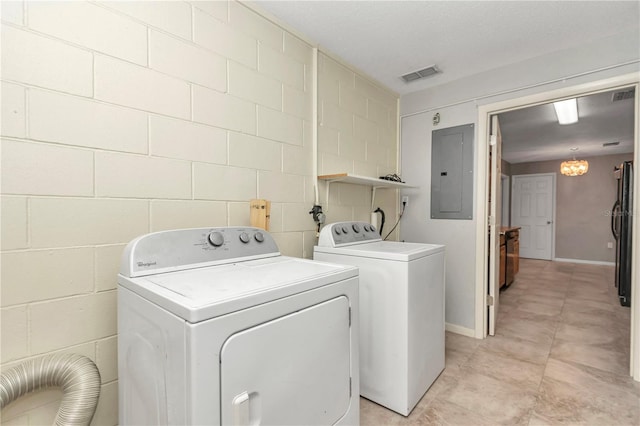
<box><xmin>431</xmin><ymin>123</ymin><xmax>474</xmax><ymax>219</ymax></box>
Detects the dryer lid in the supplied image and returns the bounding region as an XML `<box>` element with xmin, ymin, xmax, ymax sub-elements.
<box><xmin>118</xmin><ymin>256</ymin><xmax>358</xmax><ymax>323</ymax></box>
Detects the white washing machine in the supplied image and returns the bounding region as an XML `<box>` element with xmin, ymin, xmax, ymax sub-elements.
<box><xmin>314</xmin><ymin>221</ymin><xmax>445</xmax><ymax>416</ymax></box>
<box><xmin>118</xmin><ymin>227</ymin><xmax>359</xmax><ymax>425</ymax></box>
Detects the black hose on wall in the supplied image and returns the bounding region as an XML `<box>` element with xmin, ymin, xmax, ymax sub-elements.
<box><xmin>0</xmin><ymin>353</ymin><xmax>101</xmax><ymax>425</ymax></box>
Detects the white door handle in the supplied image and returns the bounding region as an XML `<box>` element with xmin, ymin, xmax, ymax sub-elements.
<box><xmin>232</xmin><ymin>392</ymin><xmax>250</xmax><ymax>425</ymax></box>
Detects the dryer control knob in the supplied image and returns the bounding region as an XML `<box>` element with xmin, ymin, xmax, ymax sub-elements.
<box><xmin>334</xmin><ymin>227</ymin><xmax>342</xmax><ymax>235</ymax></box>
<box><xmin>352</xmin><ymin>224</ymin><xmax>361</xmax><ymax>233</ymax></box>
<box><xmin>239</xmin><ymin>232</ymin><xmax>250</xmax><ymax>243</ymax></box>
<box><xmin>254</xmin><ymin>232</ymin><xmax>265</xmax><ymax>242</ymax></box>
<box><xmin>342</xmin><ymin>226</ymin><xmax>349</xmax><ymax>234</ymax></box>
<box><xmin>208</xmin><ymin>231</ymin><xmax>224</xmax><ymax>247</ymax></box>
<box><xmin>370</xmin><ymin>225</ymin><xmax>376</xmax><ymax>232</ymax></box>
<box><xmin>364</xmin><ymin>225</ymin><xmax>370</xmax><ymax>232</ymax></box>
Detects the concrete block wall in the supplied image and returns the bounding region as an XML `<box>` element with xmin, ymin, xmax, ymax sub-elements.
<box><xmin>317</xmin><ymin>53</ymin><xmax>400</xmax><ymax>237</ymax></box>
<box><xmin>0</xmin><ymin>1</ymin><xmax>399</xmax><ymax>424</ymax></box>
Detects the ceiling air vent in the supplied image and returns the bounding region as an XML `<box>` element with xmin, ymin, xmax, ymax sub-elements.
<box><xmin>603</xmin><ymin>141</ymin><xmax>620</xmax><ymax>147</ymax></box>
<box><xmin>611</xmin><ymin>89</ymin><xmax>635</xmax><ymax>102</ymax></box>
<box><xmin>401</xmin><ymin>65</ymin><xmax>440</xmax><ymax>83</ymax></box>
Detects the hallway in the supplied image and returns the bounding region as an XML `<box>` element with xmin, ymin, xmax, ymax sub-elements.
<box><xmin>360</xmin><ymin>259</ymin><xmax>639</xmax><ymax>424</ymax></box>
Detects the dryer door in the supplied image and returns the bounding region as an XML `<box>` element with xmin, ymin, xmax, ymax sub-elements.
<box><xmin>220</xmin><ymin>296</ymin><xmax>352</xmax><ymax>425</ymax></box>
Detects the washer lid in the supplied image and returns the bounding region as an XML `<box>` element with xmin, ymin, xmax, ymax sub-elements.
<box><xmin>118</xmin><ymin>256</ymin><xmax>357</xmax><ymax>323</ymax></box>
<box><xmin>314</xmin><ymin>240</ymin><xmax>444</xmax><ymax>261</ymax></box>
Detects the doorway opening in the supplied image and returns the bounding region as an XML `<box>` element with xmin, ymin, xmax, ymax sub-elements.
<box><xmin>475</xmin><ymin>74</ymin><xmax>639</xmax><ymax>381</ymax></box>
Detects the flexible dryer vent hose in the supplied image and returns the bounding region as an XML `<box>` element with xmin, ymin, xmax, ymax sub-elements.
<box><xmin>0</xmin><ymin>353</ymin><xmax>101</xmax><ymax>425</ymax></box>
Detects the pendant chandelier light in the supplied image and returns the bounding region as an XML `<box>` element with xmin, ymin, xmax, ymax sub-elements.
<box><xmin>560</xmin><ymin>148</ymin><xmax>589</xmax><ymax>176</ymax></box>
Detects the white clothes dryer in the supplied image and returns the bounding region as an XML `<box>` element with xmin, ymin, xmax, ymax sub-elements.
<box><xmin>314</xmin><ymin>221</ymin><xmax>445</xmax><ymax>416</ymax></box>
<box><xmin>118</xmin><ymin>227</ymin><xmax>359</xmax><ymax>425</ymax></box>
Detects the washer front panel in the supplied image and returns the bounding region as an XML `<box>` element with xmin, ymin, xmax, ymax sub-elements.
<box><xmin>314</xmin><ymin>224</ymin><xmax>447</xmax><ymax>416</ymax></box>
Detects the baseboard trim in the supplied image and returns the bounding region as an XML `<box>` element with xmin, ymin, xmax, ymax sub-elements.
<box><xmin>553</xmin><ymin>257</ymin><xmax>615</xmax><ymax>266</ymax></box>
<box><xmin>445</xmin><ymin>323</ymin><xmax>476</xmax><ymax>338</ymax></box>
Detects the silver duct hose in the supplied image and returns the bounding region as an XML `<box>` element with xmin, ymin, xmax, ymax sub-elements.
<box><xmin>0</xmin><ymin>353</ymin><xmax>101</xmax><ymax>425</ymax></box>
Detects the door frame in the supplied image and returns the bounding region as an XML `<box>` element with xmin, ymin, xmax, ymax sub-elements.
<box><xmin>488</xmin><ymin>115</ymin><xmax>502</xmax><ymax>336</ymax></box>
<box><xmin>511</xmin><ymin>172</ymin><xmax>557</xmax><ymax>261</ymax></box>
<box><xmin>473</xmin><ymin>72</ymin><xmax>640</xmax><ymax>381</ymax></box>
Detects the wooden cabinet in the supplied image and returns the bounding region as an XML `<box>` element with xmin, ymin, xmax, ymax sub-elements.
<box><xmin>500</xmin><ymin>236</ymin><xmax>506</xmax><ymax>288</ymax></box>
<box><xmin>505</xmin><ymin>228</ymin><xmax>519</xmax><ymax>286</ymax></box>
<box><xmin>500</xmin><ymin>227</ymin><xmax>520</xmax><ymax>287</ymax></box>
<box><xmin>495</xmin><ymin>227</ymin><xmax>519</xmax><ymax>289</ymax></box>
<box><xmin>513</xmin><ymin>238</ymin><xmax>520</xmax><ymax>275</ymax></box>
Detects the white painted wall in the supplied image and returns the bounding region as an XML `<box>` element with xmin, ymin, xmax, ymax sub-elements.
<box><xmin>401</xmin><ymin>103</ymin><xmax>478</xmax><ymax>332</ymax></box>
<box><xmin>400</xmin><ymin>28</ymin><xmax>639</xmax><ymax>334</ymax></box>
<box><xmin>510</xmin><ymin>153</ymin><xmax>634</xmax><ymax>263</ymax></box>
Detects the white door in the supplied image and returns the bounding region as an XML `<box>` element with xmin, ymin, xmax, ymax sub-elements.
<box><xmin>512</xmin><ymin>174</ymin><xmax>555</xmax><ymax>260</ymax></box>
<box><xmin>220</xmin><ymin>296</ymin><xmax>352</xmax><ymax>426</ymax></box>
<box><xmin>488</xmin><ymin>115</ymin><xmax>502</xmax><ymax>336</ymax></box>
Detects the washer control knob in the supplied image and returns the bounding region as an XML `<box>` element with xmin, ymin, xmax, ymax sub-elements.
<box><xmin>364</xmin><ymin>224</ymin><xmax>370</xmax><ymax>232</ymax></box>
<box><xmin>239</xmin><ymin>232</ymin><xmax>250</xmax><ymax>243</ymax></box>
<box><xmin>208</xmin><ymin>231</ymin><xmax>224</xmax><ymax>247</ymax></box>
<box><xmin>334</xmin><ymin>227</ymin><xmax>342</xmax><ymax>235</ymax></box>
<box><xmin>352</xmin><ymin>224</ymin><xmax>361</xmax><ymax>233</ymax></box>
<box><xmin>370</xmin><ymin>225</ymin><xmax>376</xmax><ymax>232</ymax></box>
<box><xmin>342</xmin><ymin>226</ymin><xmax>349</xmax><ymax>234</ymax></box>
<box><xmin>254</xmin><ymin>232</ymin><xmax>265</xmax><ymax>243</ymax></box>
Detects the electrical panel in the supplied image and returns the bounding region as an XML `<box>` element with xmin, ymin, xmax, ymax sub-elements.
<box><xmin>431</xmin><ymin>124</ymin><xmax>474</xmax><ymax>219</ymax></box>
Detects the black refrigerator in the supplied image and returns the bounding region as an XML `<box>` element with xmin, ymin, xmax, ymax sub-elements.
<box><xmin>612</xmin><ymin>161</ymin><xmax>633</xmax><ymax>307</ymax></box>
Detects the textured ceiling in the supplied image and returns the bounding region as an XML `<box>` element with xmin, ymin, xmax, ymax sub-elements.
<box><xmin>254</xmin><ymin>1</ymin><xmax>639</xmax><ymax>95</ymax></box>
<box><xmin>499</xmin><ymin>88</ymin><xmax>636</xmax><ymax>164</ymax></box>
<box><xmin>253</xmin><ymin>1</ymin><xmax>638</xmax><ymax>163</ymax></box>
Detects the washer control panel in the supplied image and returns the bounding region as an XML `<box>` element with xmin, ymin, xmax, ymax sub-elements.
<box><xmin>318</xmin><ymin>221</ymin><xmax>381</xmax><ymax>247</ymax></box>
<box><xmin>121</xmin><ymin>227</ymin><xmax>279</xmax><ymax>277</ymax></box>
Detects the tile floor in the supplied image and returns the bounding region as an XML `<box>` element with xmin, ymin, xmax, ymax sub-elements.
<box><xmin>360</xmin><ymin>259</ymin><xmax>640</xmax><ymax>425</ymax></box>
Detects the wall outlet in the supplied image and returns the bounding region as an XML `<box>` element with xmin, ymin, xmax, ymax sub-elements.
<box><xmin>402</xmin><ymin>196</ymin><xmax>409</xmax><ymax>205</ymax></box>
<box><xmin>607</xmin><ymin>242</ymin><xmax>614</xmax><ymax>249</ymax></box>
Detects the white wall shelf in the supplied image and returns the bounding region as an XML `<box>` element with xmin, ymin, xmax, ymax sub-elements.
<box><xmin>318</xmin><ymin>173</ymin><xmax>417</xmax><ymax>209</ymax></box>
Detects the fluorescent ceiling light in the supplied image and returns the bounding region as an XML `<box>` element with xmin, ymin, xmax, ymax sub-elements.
<box><xmin>553</xmin><ymin>98</ymin><xmax>578</xmax><ymax>125</ymax></box>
